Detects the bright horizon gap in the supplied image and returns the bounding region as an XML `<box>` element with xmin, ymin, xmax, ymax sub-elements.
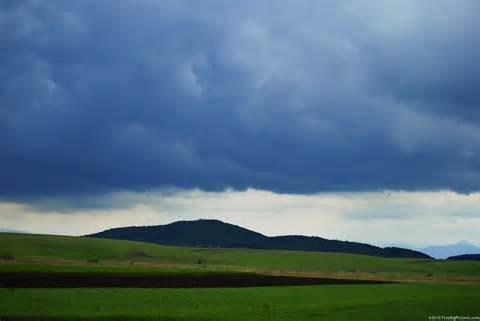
<box><xmin>1</xmin><ymin>188</ymin><xmax>480</xmax><ymax>248</ymax></box>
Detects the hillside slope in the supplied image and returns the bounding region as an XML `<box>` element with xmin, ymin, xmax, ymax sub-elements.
<box><xmin>88</xmin><ymin>219</ymin><xmax>430</xmax><ymax>259</ymax></box>
<box><xmin>448</xmin><ymin>254</ymin><xmax>480</xmax><ymax>261</ymax></box>
<box><xmin>3</xmin><ymin>233</ymin><xmax>480</xmax><ymax>283</ymax></box>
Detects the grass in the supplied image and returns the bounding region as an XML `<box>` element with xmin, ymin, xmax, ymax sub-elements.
<box><xmin>1</xmin><ymin>233</ymin><xmax>480</xmax><ymax>282</ymax></box>
<box><xmin>1</xmin><ymin>233</ymin><xmax>480</xmax><ymax>320</ymax></box>
<box><xmin>0</xmin><ymin>284</ymin><xmax>479</xmax><ymax>321</ymax></box>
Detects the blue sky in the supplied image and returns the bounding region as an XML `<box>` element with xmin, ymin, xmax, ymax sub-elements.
<box><xmin>1</xmin><ymin>1</ymin><xmax>480</xmax><ymax>246</ymax></box>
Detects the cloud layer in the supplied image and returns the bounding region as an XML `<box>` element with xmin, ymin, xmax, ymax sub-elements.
<box><xmin>2</xmin><ymin>0</ymin><xmax>480</xmax><ymax>204</ymax></box>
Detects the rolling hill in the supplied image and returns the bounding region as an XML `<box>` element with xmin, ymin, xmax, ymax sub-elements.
<box><xmin>448</xmin><ymin>254</ymin><xmax>480</xmax><ymax>261</ymax></box>
<box><xmin>88</xmin><ymin>219</ymin><xmax>431</xmax><ymax>259</ymax></box>
<box><xmin>2</xmin><ymin>233</ymin><xmax>480</xmax><ymax>284</ymax></box>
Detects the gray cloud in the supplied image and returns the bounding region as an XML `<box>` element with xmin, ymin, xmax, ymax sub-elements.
<box><xmin>1</xmin><ymin>0</ymin><xmax>480</xmax><ymax>208</ymax></box>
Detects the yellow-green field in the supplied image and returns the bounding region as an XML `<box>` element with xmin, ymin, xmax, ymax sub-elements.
<box><xmin>1</xmin><ymin>233</ymin><xmax>480</xmax><ymax>282</ymax></box>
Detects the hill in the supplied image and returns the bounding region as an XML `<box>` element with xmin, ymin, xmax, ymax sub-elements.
<box><xmin>88</xmin><ymin>219</ymin><xmax>265</xmax><ymax>248</ymax></box>
<box><xmin>447</xmin><ymin>254</ymin><xmax>480</xmax><ymax>261</ymax></box>
<box><xmin>2</xmin><ymin>233</ymin><xmax>480</xmax><ymax>284</ymax></box>
<box><xmin>88</xmin><ymin>219</ymin><xmax>430</xmax><ymax>259</ymax></box>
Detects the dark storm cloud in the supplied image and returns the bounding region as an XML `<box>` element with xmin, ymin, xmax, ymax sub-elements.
<box><xmin>1</xmin><ymin>0</ymin><xmax>480</xmax><ymax>205</ymax></box>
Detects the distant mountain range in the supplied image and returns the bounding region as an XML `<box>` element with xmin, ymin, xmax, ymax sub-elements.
<box><xmin>420</xmin><ymin>242</ymin><xmax>480</xmax><ymax>259</ymax></box>
<box><xmin>88</xmin><ymin>219</ymin><xmax>431</xmax><ymax>259</ymax></box>
<box><xmin>0</xmin><ymin>228</ymin><xmax>25</xmax><ymax>233</ymax></box>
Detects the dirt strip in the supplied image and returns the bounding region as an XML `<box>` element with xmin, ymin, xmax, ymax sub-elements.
<box><xmin>0</xmin><ymin>272</ymin><xmax>392</xmax><ymax>288</ymax></box>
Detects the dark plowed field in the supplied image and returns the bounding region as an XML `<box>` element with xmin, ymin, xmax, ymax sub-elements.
<box><xmin>0</xmin><ymin>272</ymin><xmax>391</xmax><ymax>288</ymax></box>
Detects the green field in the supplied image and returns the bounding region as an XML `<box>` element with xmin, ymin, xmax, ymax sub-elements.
<box><xmin>1</xmin><ymin>284</ymin><xmax>479</xmax><ymax>321</ymax></box>
<box><xmin>1</xmin><ymin>233</ymin><xmax>480</xmax><ymax>320</ymax></box>
<box><xmin>1</xmin><ymin>233</ymin><xmax>480</xmax><ymax>282</ymax></box>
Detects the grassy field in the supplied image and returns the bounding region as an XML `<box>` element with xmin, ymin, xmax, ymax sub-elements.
<box><xmin>1</xmin><ymin>233</ymin><xmax>480</xmax><ymax>282</ymax></box>
<box><xmin>0</xmin><ymin>284</ymin><xmax>479</xmax><ymax>321</ymax></box>
<box><xmin>1</xmin><ymin>233</ymin><xmax>480</xmax><ymax>320</ymax></box>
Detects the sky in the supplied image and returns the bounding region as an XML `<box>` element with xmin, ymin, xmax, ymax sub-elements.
<box><xmin>1</xmin><ymin>0</ymin><xmax>480</xmax><ymax>247</ymax></box>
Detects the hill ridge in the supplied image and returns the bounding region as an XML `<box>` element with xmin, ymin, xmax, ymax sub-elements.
<box><xmin>87</xmin><ymin>219</ymin><xmax>431</xmax><ymax>259</ymax></box>
<box><xmin>447</xmin><ymin>254</ymin><xmax>480</xmax><ymax>261</ymax></box>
